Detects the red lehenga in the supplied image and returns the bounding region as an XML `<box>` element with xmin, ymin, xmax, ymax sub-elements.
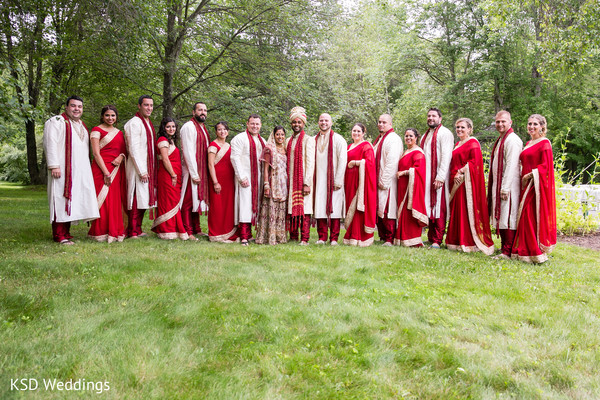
<box><xmin>207</xmin><ymin>141</ymin><xmax>239</xmax><ymax>242</ymax></box>
<box><xmin>151</xmin><ymin>137</ymin><xmax>188</xmax><ymax>240</ymax></box>
<box><xmin>394</xmin><ymin>148</ymin><xmax>428</xmax><ymax>246</ymax></box>
<box><xmin>512</xmin><ymin>137</ymin><xmax>557</xmax><ymax>263</ymax></box>
<box><xmin>343</xmin><ymin>141</ymin><xmax>377</xmax><ymax>246</ymax></box>
<box><xmin>445</xmin><ymin>137</ymin><xmax>494</xmax><ymax>254</ymax></box>
<box><xmin>88</xmin><ymin>127</ymin><xmax>127</xmax><ymax>243</ymax></box>
<box><xmin>256</xmin><ymin>142</ymin><xmax>288</xmax><ymax>245</ymax></box>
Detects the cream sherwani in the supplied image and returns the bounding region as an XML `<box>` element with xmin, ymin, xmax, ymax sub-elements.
<box><xmin>124</xmin><ymin>116</ymin><xmax>156</xmax><ymax>210</ymax></box>
<box><xmin>179</xmin><ymin>120</ymin><xmax>209</xmax><ymax>212</ymax></box>
<box><xmin>230</xmin><ymin>132</ymin><xmax>265</xmax><ymax>224</ymax></box>
<box><xmin>313</xmin><ymin>131</ymin><xmax>347</xmax><ymax>218</ymax></box>
<box><xmin>422</xmin><ymin>125</ymin><xmax>453</xmax><ymax>219</ymax></box>
<box><xmin>43</xmin><ymin>115</ymin><xmax>99</xmax><ymax>223</ymax></box>
<box><xmin>286</xmin><ymin>133</ymin><xmax>315</xmax><ymax>215</ymax></box>
<box><xmin>374</xmin><ymin>131</ymin><xmax>403</xmax><ymax>219</ymax></box>
<box><xmin>490</xmin><ymin>132</ymin><xmax>522</xmax><ymax>229</ymax></box>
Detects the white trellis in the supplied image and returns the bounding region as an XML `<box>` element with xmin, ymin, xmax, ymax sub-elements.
<box><xmin>559</xmin><ymin>185</ymin><xmax>600</xmax><ymax>219</ymax></box>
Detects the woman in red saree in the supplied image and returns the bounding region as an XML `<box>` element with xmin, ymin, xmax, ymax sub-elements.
<box><xmin>151</xmin><ymin>118</ymin><xmax>189</xmax><ymax>240</ymax></box>
<box><xmin>394</xmin><ymin>129</ymin><xmax>428</xmax><ymax>247</ymax></box>
<box><xmin>343</xmin><ymin>123</ymin><xmax>377</xmax><ymax>246</ymax></box>
<box><xmin>88</xmin><ymin>105</ymin><xmax>127</xmax><ymax>243</ymax></box>
<box><xmin>512</xmin><ymin>114</ymin><xmax>557</xmax><ymax>263</ymax></box>
<box><xmin>445</xmin><ymin>118</ymin><xmax>494</xmax><ymax>254</ymax></box>
<box><xmin>207</xmin><ymin>121</ymin><xmax>239</xmax><ymax>243</ymax></box>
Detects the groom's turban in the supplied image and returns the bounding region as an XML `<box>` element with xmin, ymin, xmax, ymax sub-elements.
<box><xmin>289</xmin><ymin>106</ymin><xmax>307</xmax><ymax>124</ymax></box>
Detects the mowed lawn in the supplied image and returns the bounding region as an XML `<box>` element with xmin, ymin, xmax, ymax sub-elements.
<box><xmin>0</xmin><ymin>182</ymin><xmax>599</xmax><ymax>399</ymax></box>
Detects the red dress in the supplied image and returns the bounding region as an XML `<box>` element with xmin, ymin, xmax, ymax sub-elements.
<box><xmin>343</xmin><ymin>141</ymin><xmax>377</xmax><ymax>246</ymax></box>
<box><xmin>208</xmin><ymin>141</ymin><xmax>239</xmax><ymax>242</ymax></box>
<box><xmin>445</xmin><ymin>138</ymin><xmax>494</xmax><ymax>254</ymax></box>
<box><xmin>88</xmin><ymin>127</ymin><xmax>127</xmax><ymax>243</ymax></box>
<box><xmin>512</xmin><ymin>138</ymin><xmax>557</xmax><ymax>262</ymax></box>
<box><xmin>394</xmin><ymin>148</ymin><xmax>428</xmax><ymax>246</ymax></box>
<box><xmin>151</xmin><ymin>137</ymin><xmax>188</xmax><ymax>239</ymax></box>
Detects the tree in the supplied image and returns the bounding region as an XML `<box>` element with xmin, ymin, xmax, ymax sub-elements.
<box><xmin>1</xmin><ymin>1</ymin><xmax>48</xmax><ymax>184</ymax></box>
<box><xmin>0</xmin><ymin>0</ymin><xmax>331</xmax><ymax>183</ymax></box>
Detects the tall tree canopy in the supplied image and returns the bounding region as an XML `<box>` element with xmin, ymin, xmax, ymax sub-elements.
<box><xmin>1</xmin><ymin>0</ymin><xmax>599</xmax><ymax>183</ymax></box>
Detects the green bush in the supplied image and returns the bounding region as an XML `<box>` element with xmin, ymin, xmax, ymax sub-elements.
<box><xmin>556</xmin><ymin>190</ymin><xmax>600</xmax><ymax>235</ymax></box>
<box><xmin>555</xmin><ymin>138</ymin><xmax>600</xmax><ymax>235</ymax></box>
<box><xmin>0</xmin><ymin>142</ymin><xmax>29</xmax><ymax>184</ymax></box>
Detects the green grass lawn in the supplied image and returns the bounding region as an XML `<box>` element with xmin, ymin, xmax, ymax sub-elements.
<box><xmin>1</xmin><ymin>182</ymin><xmax>599</xmax><ymax>399</ymax></box>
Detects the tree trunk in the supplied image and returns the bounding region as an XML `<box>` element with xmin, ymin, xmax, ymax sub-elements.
<box><xmin>25</xmin><ymin>119</ymin><xmax>45</xmax><ymax>184</ymax></box>
<box><xmin>161</xmin><ymin>7</ymin><xmax>181</xmax><ymax>120</ymax></box>
<box><xmin>28</xmin><ymin>14</ymin><xmax>45</xmax><ymax>184</ymax></box>
<box><xmin>163</xmin><ymin>68</ymin><xmax>174</xmax><ymax>119</ymax></box>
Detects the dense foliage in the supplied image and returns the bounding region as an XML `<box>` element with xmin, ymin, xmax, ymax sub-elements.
<box><xmin>1</xmin><ymin>0</ymin><xmax>599</xmax><ymax>184</ymax></box>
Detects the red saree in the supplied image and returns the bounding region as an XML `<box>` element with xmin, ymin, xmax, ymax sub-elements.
<box><xmin>446</xmin><ymin>138</ymin><xmax>494</xmax><ymax>254</ymax></box>
<box><xmin>88</xmin><ymin>127</ymin><xmax>127</xmax><ymax>243</ymax></box>
<box><xmin>343</xmin><ymin>141</ymin><xmax>377</xmax><ymax>246</ymax></box>
<box><xmin>394</xmin><ymin>148</ymin><xmax>428</xmax><ymax>246</ymax></box>
<box><xmin>151</xmin><ymin>137</ymin><xmax>188</xmax><ymax>239</ymax></box>
<box><xmin>512</xmin><ymin>138</ymin><xmax>557</xmax><ymax>263</ymax></box>
<box><xmin>208</xmin><ymin>141</ymin><xmax>239</xmax><ymax>242</ymax></box>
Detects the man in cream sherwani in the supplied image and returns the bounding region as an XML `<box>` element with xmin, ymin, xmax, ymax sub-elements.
<box><xmin>179</xmin><ymin>102</ymin><xmax>210</xmax><ymax>239</ymax></box>
<box><xmin>420</xmin><ymin>107</ymin><xmax>454</xmax><ymax>248</ymax></box>
<box><xmin>230</xmin><ymin>114</ymin><xmax>265</xmax><ymax>245</ymax></box>
<box><xmin>373</xmin><ymin>114</ymin><xmax>402</xmax><ymax>246</ymax></box>
<box><xmin>489</xmin><ymin>110</ymin><xmax>523</xmax><ymax>259</ymax></box>
<box><xmin>43</xmin><ymin>95</ymin><xmax>99</xmax><ymax>244</ymax></box>
<box><xmin>286</xmin><ymin>106</ymin><xmax>315</xmax><ymax>245</ymax></box>
<box><xmin>124</xmin><ymin>95</ymin><xmax>156</xmax><ymax>238</ymax></box>
<box><xmin>313</xmin><ymin>113</ymin><xmax>347</xmax><ymax>246</ymax></box>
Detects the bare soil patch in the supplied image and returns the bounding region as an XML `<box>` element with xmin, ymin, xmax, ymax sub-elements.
<box><xmin>559</xmin><ymin>231</ymin><xmax>600</xmax><ymax>251</ymax></box>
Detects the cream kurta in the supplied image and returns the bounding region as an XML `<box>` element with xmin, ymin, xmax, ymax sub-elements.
<box><xmin>374</xmin><ymin>130</ymin><xmax>403</xmax><ymax>219</ymax></box>
<box><xmin>124</xmin><ymin>116</ymin><xmax>156</xmax><ymax>210</ymax></box>
<box><xmin>178</xmin><ymin>120</ymin><xmax>210</xmax><ymax>212</ymax></box>
<box><xmin>43</xmin><ymin>115</ymin><xmax>99</xmax><ymax>223</ymax></box>
<box><xmin>313</xmin><ymin>132</ymin><xmax>347</xmax><ymax>218</ymax></box>
<box><xmin>230</xmin><ymin>132</ymin><xmax>265</xmax><ymax>224</ymax></box>
<box><xmin>490</xmin><ymin>132</ymin><xmax>522</xmax><ymax>229</ymax></box>
<box><xmin>422</xmin><ymin>125</ymin><xmax>453</xmax><ymax>219</ymax></box>
<box><xmin>286</xmin><ymin>133</ymin><xmax>315</xmax><ymax>215</ymax></box>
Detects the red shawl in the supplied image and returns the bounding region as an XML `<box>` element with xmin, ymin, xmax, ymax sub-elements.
<box><xmin>135</xmin><ymin>112</ymin><xmax>157</xmax><ymax>216</ymax></box>
<box><xmin>398</xmin><ymin>149</ymin><xmax>428</xmax><ymax>227</ymax></box>
<box><xmin>449</xmin><ymin>139</ymin><xmax>494</xmax><ymax>251</ymax></box>
<box><xmin>314</xmin><ymin>130</ymin><xmax>335</xmax><ymax>217</ymax></box>
<box><xmin>191</xmin><ymin>118</ymin><xmax>209</xmax><ymax>206</ymax></box>
<box><xmin>287</xmin><ymin>131</ymin><xmax>305</xmax><ymax>228</ymax></box>
<box><xmin>487</xmin><ymin>127</ymin><xmax>514</xmax><ymax>231</ymax></box>
<box><xmin>61</xmin><ymin>113</ymin><xmax>88</xmax><ymax>215</ymax></box>
<box><xmin>420</xmin><ymin>124</ymin><xmax>442</xmax><ymax>211</ymax></box>
<box><xmin>514</xmin><ymin>138</ymin><xmax>557</xmax><ymax>254</ymax></box>
<box><xmin>247</xmin><ymin>130</ymin><xmax>265</xmax><ymax>225</ymax></box>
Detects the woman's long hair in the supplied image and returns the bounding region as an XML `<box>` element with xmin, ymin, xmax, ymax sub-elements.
<box><xmin>157</xmin><ymin>117</ymin><xmax>178</xmax><ymax>145</ymax></box>
<box><xmin>404</xmin><ymin>127</ymin><xmax>420</xmax><ymax>143</ymax></box>
<box><xmin>528</xmin><ymin>114</ymin><xmax>547</xmax><ymax>136</ymax></box>
<box><xmin>100</xmin><ymin>105</ymin><xmax>119</xmax><ymax>125</ymax></box>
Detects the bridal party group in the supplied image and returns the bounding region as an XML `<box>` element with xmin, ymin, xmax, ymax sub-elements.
<box><xmin>43</xmin><ymin>95</ymin><xmax>557</xmax><ymax>263</ymax></box>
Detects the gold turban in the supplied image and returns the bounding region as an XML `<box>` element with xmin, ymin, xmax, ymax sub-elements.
<box><xmin>289</xmin><ymin>106</ymin><xmax>307</xmax><ymax>124</ymax></box>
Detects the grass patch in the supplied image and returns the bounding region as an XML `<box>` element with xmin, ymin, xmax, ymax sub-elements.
<box><xmin>1</xmin><ymin>181</ymin><xmax>599</xmax><ymax>399</ymax></box>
